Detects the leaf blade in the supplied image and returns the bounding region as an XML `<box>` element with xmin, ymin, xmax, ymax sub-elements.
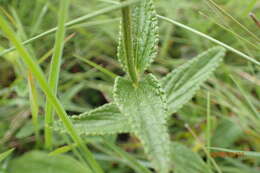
<box><xmin>162</xmin><ymin>46</ymin><xmax>226</xmax><ymax>114</ymax></box>
<box><xmin>8</xmin><ymin>151</ymin><xmax>91</xmax><ymax>173</ymax></box>
<box><xmin>114</xmin><ymin>74</ymin><xmax>171</xmax><ymax>173</ymax></box>
<box><xmin>118</xmin><ymin>0</ymin><xmax>159</xmax><ymax>75</ymax></box>
<box><xmin>54</xmin><ymin>103</ymin><xmax>132</xmax><ymax>136</ymax></box>
<box><xmin>132</xmin><ymin>0</ymin><xmax>159</xmax><ymax>73</ymax></box>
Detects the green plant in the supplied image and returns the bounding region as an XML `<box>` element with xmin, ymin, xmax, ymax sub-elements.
<box><xmin>1</xmin><ymin>0</ymin><xmax>260</xmax><ymax>172</ymax></box>
<box><xmin>0</xmin><ymin>148</ymin><xmax>14</xmax><ymax>163</ymax></box>
<box><xmin>0</xmin><ymin>1</ymin><xmax>103</xmax><ymax>173</ymax></box>
<box><xmin>53</xmin><ymin>0</ymin><xmax>226</xmax><ymax>172</ymax></box>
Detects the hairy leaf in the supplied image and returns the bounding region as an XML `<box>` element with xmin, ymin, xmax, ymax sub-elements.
<box><xmin>54</xmin><ymin>103</ymin><xmax>131</xmax><ymax>135</ymax></box>
<box><xmin>118</xmin><ymin>0</ymin><xmax>159</xmax><ymax>74</ymax></box>
<box><xmin>114</xmin><ymin>74</ymin><xmax>171</xmax><ymax>173</ymax></box>
<box><xmin>171</xmin><ymin>142</ymin><xmax>212</xmax><ymax>173</ymax></box>
<box><xmin>8</xmin><ymin>151</ymin><xmax>90</xmax><ymax>173</ymax></box>
<box><xmin>55</xmin><ymin>47</ymin><xmax>225</xmax><ymax>137</ymax></box>
<box><xmin>162</xmin><ymin>46</ymin><xmax>226</xmax><ymax>114</ymax></box>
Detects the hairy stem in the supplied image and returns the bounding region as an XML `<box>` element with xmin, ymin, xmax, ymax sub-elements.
<box><xmin>121</xmin><ymin>0</ymin><xmax>138</xmax><ymax>84</ymax></box>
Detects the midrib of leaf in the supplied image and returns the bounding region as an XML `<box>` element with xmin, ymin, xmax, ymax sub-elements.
<box><xmin>114</xmin><ymin>74</ymin><xmax>171</xmax><ymax>173</ymax></box>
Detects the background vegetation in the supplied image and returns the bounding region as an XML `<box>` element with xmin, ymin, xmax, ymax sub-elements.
<box><xmin>0</xmin><ymin>0</ymin><xmax>259</xmax><ymax>172</ymax></box>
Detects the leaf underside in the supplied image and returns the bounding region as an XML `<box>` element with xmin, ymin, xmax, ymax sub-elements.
<box><xmin>118</xmin><ymin>0</ymin><xmax>159</xmax><ymax>74</ymax></box>
<box><xmin>114</xmin><ymin>74</ymin><xmax>171</xmax><ymax>173</ymax></box>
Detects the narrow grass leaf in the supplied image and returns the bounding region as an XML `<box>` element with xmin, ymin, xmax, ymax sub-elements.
<box><xmin>44</xmin><ymin>0</ymin><xmax>69</xmax><ymax>150</ymax></box>
<box><xmin>0</xmin><ymin>10</ymin><xmax>103</xmax><ymax>173</ymax></box>
<box><xmin>209</xmin><ymin>147</ymin><xmax>260</xmax><ymax>158</ymax></box>
<box><xmin>0</xmin><ymin>0</ymin><xmax>140</xmax><ymax>57</ymax></box>
<box><xmin>0</xmin><ymin>148</ymin><xmax>14</xmax><ymax>162</ymax></box>
<box><xmin>49</xmin><ymin>144</ymin><xmax>77</xmax><ymax>156</ymax></box>
<box><xmin>158</xmin><ymin>15</ymin><xmax>260</xmax><ymax>66</ymax></box>
<box><xmin>74</xmin><ymin>55</ymin><xmax>117</xmax><ymax>79</ymax></box>
<box><xmin>230</xmin><ymin>75</ymin><xmax>260</xmax><ymax>119</ymax></box>
<box><xmin>28</xmin><ymin>72</ymin><xmax>40</xmax><ymax>147</ymax></box>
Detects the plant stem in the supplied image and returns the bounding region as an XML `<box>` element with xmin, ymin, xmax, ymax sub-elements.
<box><xmin>121</xmin><ymin>0</ymin><xmax>138</xmax><ymax>84</ymax></box>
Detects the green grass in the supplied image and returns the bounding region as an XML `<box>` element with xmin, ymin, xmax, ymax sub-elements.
<box><xmin>0</xmin><ymin>0</ymin><xmax>259</xmax><ymax>173</ymax></box>
<box><xmin>44</xmin><ymin>0</ymin><xmax>70</xmax><ymax>151</ymax></box>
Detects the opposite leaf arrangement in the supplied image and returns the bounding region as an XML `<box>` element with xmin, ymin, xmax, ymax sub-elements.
<box><xmin>56</xmin><ymin>0</ymin><xmax>226</xmax><ymax>173</ymax></box>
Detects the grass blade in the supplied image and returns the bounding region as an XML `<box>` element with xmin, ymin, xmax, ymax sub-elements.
<box><xmin>0</xmin><ymin>0</ymin><xmax>140</xmax><ymax>57</ymax></box>
<box><xmin>209</xmin><ymin>147</ymin><xmax>260</xmax><ymax>158</ymax></box>
<box><xmin>158</xmin><ymin>15</ymin><xmax>260</xmax><ymax>66</ymax></box>
<box><xmin>74</xmin><ymin>55</ymin><xmax>117</xmax><ymax>79</ymax></box>
<box><xmin>0</xmin><ymin>9</ymin><xmax>103</xmax><ymax>173</ymax></box>
<box><xmin>28</xmin><ymin>72</ymin><xmax>40</xmax><ymax>147</ymax></box>
<box><xmin>44</xmin><ymin>0</ymin><xmax>69</xmax><ymax>150</ymax></box>
<box><xmin>0</xmin><ymin>148</ymin><xmax>15</xmax><ymax>163</ymax></box>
